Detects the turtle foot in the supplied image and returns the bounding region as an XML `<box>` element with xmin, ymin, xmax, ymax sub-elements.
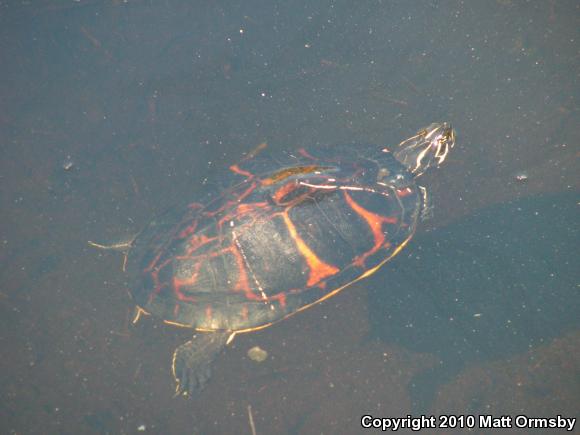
<box><xmin>171</xmin><ymin>332</ymin><xmax>230</xmax><ymax>396</ymax></box>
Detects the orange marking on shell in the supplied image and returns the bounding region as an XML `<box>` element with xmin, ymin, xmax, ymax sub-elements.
<box><xmin>229</xmin><ymin>164</ymin><xmax>253</xmax><ymax>178</ymax></box>
<box><xmin>282</xmin><ymin>212</ymin><xmax>339</xmax><ymax>287</ymax></box>
<box><xmin>205</xmin><ymin>305</ymin><xmax>213</xmax><ymax>321</ymax></box>
<box><xmin>396</xmin><ymin>187</ymin><xmax>413</xmax><ymax>197</ymax></box>
<box><xmin>148</xmin><ymin>260</ymin><xmax>166</xmax><ymax>304</ymax></box>
<box><xmin>272</xmin><ymin>181</ymin><xmax>298</xmax><ymax>204</ymax></box>
<box><xmin>344</xmin><ymin>191</ymin><xmax>397</xmax><ymax>268</ymax></box>
<box><xmin>174</xmin><ymin>288</ymin><xmax>196</xmax><ymax>303</ymax></box>
<box><xmin>172</xmin><ymin>263</ymin><xmax>201</xmax><ymax>303</ymax></box>
<box><xmin>144</xmin><ymin>248</ymin><xmax>164</xmax><ymax>272</ymax></box>
<box><xmin>217</xmin><ymin>201</ymin><xmax>268</xmax><ymax>231</ymax></box>
<box><xmin>207</xmin><ymin>183</ymin><xmax>258</xmax><ymax>223</ymax></box>
<box><xmin>298</xmin><ymin>148</ymin><xmax>317</xmax><ymax>160</ymax></box>
<box><xmin>178</xmin><ymin>221</ymin><xmax>198</xmax><ymax>239</ymax></box>
<box><xmin>237</xmin><ymin>201</ymin><xmax>268</xmax><ymax>215</ymax></box>
<box><xmin>228</xmin><ymin>244</ymin><xmax>256</xmax><ymax>299</ymax></box>
<box><xmin>235</xmin><ymin>181</ymin><xmax>258</xmax><ymax>202</ymax></box>
<box><xmin>183</xmin><ymin>233</ymin><xmax>215</xmax><ymax>256</ymax></box>
<box><xmin>277</xmin><ymin>292</ymin><xmax>287</xmax><ymax>309</ymax></box>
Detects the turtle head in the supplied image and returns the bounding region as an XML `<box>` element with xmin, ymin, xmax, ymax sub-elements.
<box><xmin>391</xmin><ymin>122</ymin><xmax>455</xmax><ymax>177</ymax></box>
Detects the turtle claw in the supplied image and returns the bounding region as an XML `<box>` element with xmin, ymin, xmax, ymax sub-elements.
<box><xmin>171</xmin><ymin>332</ymin><xmax>230</xmax><ymax>397</ymax></box>
<box><xmin>173</xmin><ymin>353</ymin><xmax>213</xmax><ymax>396</ymax></box>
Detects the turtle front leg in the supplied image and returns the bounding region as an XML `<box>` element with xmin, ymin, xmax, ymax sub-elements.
<box><xmin>171</xmin><ymin>331</ymin><xmax>231</xmax><ymax>396</ymax></box>
<box><xmin>418</xmin><ymin>185</ymin><xmax>433</xmax><ymax>221</ymax></box>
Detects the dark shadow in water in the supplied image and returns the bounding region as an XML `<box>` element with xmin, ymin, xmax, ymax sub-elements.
<box><xmin>368</xmin><ymin>192</ymin><xmax>579</xmax><ymax>413</ymax></box>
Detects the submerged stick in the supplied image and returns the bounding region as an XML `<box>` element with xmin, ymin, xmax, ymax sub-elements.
<box><xmin>247</xmin><ymin>405</ymin><xmax>257</xmax><ymax>435</ymax></box>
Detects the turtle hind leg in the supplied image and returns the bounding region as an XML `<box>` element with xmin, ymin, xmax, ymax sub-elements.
<box><xmin>171</xmin><ymin>331</ymin><xmax>230</xmax><ymax>397</ymax></box>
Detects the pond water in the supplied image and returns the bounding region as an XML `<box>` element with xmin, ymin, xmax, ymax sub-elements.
<box><xmin>0</xmin><ymin>1</ymin><xmax>578</xmax><ymax>434</ymax></box>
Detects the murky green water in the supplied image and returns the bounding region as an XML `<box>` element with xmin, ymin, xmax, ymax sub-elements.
<box><xmin>1</xmin><ymin>1</ymin><xmax>577</xmax><ymax>434</ymax></box>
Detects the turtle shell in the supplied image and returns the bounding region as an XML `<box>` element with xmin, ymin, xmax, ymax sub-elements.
<box><xmin>126</xmin><ymin>143</ymin><xmax>423</xmax><ymax>333</ymax></box>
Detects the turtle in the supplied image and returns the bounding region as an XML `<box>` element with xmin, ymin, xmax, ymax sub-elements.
<box><xmin>91</xmin><ymin>122</ymin><xmax>455</xmax><ymax>396</ymax></box>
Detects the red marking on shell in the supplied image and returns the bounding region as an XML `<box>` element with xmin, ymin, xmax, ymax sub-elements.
<box><xmin>226</xmin><ymin>244</ymin><xmax>256</xmax><ymax>300</ymax></box>
<box><xmin>396</xmin><ymin>187</ymin><xmax>413</xmax><ymax>197</ymax></box>
<box><xmin>206</xmin><ymin>181</ymin><xmax>259</xmax><ymax>221</ymax></box>
<box><xmin>172</xmin><ymin>263</ymin><xmax>201</xmax><ymax>303</ymax></box>
<box><xmin>144</xmin><ymin>249</ymin><xmax>164</xmax><ymax>273</ymax></box>
<box><xmin>235</xmin><ymin>181</ymin><xmax>258</xmax><ymax>202</ymax></box>
<box><xmin>183</xmin><ymin>233</ymin><xmax>215</xmax><ymax>256</ymax></box>
<box><xmin>272</xmin><ymin>181</ymin><xmax>298</xmax><ymax>204</ymax></box>
<box><xmin>343</xmin><ymin>191</ymin><xmax>397</xmax><ymax>268</ymax></box>
<box><xmin>178</xmin><ymin>220</ymin><xmax>198</xmax><ymax>239</ymax></box>
<box><xmin>298</xmin><ymin>148</ymin><xmax>318</xmax><ymax>160</ymax></box>
<box><xmin>277</xmin><ymin>292</ymin><xmax>287</xmax><ymax>309</ymax></box>
<box><xmin>146</xmin><ymin>258</ymin><xmax>165</xmax><ymax>304</ymax></box>
<box><xmin>205</xmin><ymin>305</ymin><xmax>213</xmax><ymax>321</ymax></box>
<box><xmin>241</xmin><ymin>304</ymin><xmax>249</xmax><ymax>321</ymax></box>
<box><xmin>217</xmin><ymin>202</ymin><xmax>267</xmax><ymax>232</ymax></box>
<box><xmin>237</xmin><ymin>201</ymin><xmax>268</xmax><ymax>215</ymax></box>
<box><xmin>147</xmin><ymin>289</ymin><xmax>155</xmax><ymax>305</ymax></box>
